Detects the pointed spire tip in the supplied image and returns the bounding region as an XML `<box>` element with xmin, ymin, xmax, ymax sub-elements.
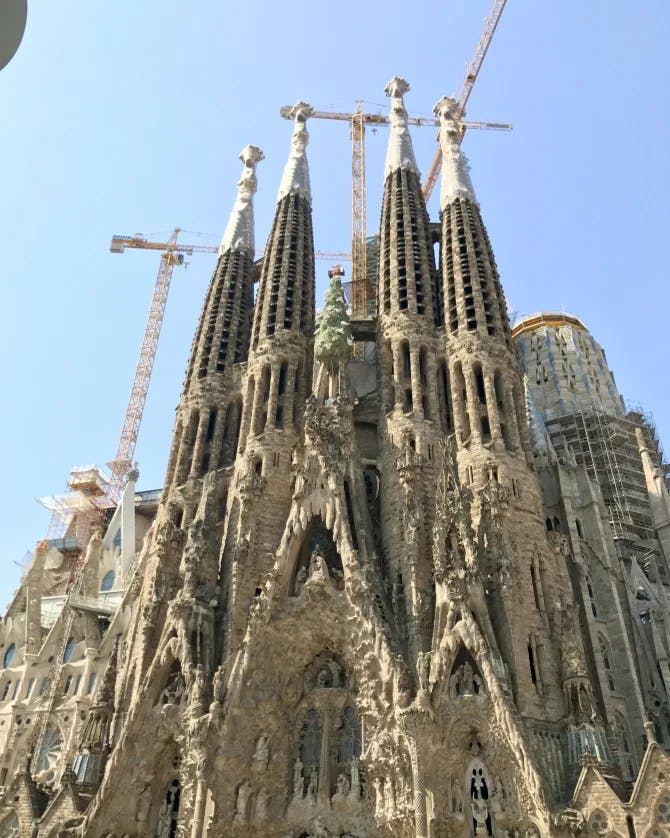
<box><xmin>219</xmin><ymin>145</ymin><xmax>263</xmax><ymax>255</ymax></box>
<box><xmin>383</xmin><ymin>75</ymin><xmax>419</xmax><ymax>179</ymax></box>
<box><xmin>277</xmin><ymin>101</ymin><xmax>313</xmax><ymax>203</ymax></box>
<box><xmin>434</xmin><ymin>94</ymin><xmax>478</xmax><ymax>209</ymax></box>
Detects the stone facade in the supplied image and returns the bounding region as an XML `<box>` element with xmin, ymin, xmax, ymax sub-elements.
<box><xmin>0</xmin><ymin>77</ymin><xmax>669</xmax><ymax>837</ymax></box>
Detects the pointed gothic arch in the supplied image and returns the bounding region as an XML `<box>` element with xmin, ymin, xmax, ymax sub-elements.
<box><xmin>291</xmin><ymin>516</ymin><xmax>344</xmax><ymax>595</ymax></box>
<box><xmin>465</xmin><ymin>755</ymin><xmax>494</xmax><ymax>837</ymax></box>
<box><xmin>448</xmin><ymin>646</ymin><xmax>486</xmax><ymax>701</ymax></box>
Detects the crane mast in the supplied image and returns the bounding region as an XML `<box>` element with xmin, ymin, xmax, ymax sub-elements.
<box><xmin>280</xmin><ymin>106</ymin><xmax>509</xmax><ymax>320</ymax></box>
<box><xmin>107</xmin><ymin>228</ymin><xmax>181</xmax><ymax>503</ymax></box>
<box><xmin>351</xmin><ymin>104</ymin><xmax>369</xmax><ymax>318</ymax></box>
<box><xmin>422</xmin><ymin>0</ymin><xmax>508</xmax><ymax>202</ymax></box>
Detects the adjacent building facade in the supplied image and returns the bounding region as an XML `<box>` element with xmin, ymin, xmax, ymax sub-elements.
<box><xmin>0</xmin><ymin>79</ymin><xmax>669</xmax><ymax>837</ymax></box>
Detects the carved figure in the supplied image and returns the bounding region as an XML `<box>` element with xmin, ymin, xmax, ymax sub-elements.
<box><xmin>309</xmin><ymin>546</ymin><xmax>330</xmax><ymax>582</ymax></box>
<box><xmin>187</xmin><ymin>664</ymin><xmax>208</xmax><ymax>711</ymax></box>
<box><xmin>374</xmin><ymin>776</ymin><xmax>385</xmax><ymax>817</ymax></box>
<box><xmin>159</xmin><ymin>670</ymin><xmax>184</xmax><ymax>706</ymax></box>
<box><xmin>450</xmin><ymin>662</ymin><xmax>485</xmax><ymax>699</ymax></box>
<box><xmin>451</xmin><ymin>779</ymin><xmax>463</xmax><ymax>814</ymax></box>
<box><xmin>234</xmin><ymin>780</ymin><xmax>253</xmax><ymax>823</ymax></box>
<box><xmin>294</xmin><ymin>566</ymin><xmax>307</xmax><ymax>595</ymax></box>
<box><xmin>307</xmin><ymin>765</ymin><xmax>318</xmax><ymax>799</ymax></box>
<box><xmin>254</xmin><ymin>789</ymin><xmax>269</xmax><ymax>821</ymax></box>
<box><xmin>470</xmin><ymin>767</ymin><xmax>493</xmax><ymax>836</ymax></box>
<box><xmin>350</xmin><ymin>755</ymin><xmax>361</xmax><ymax>798</ymax></box>
<box><xmin>332</xmin><ymin>772</ymin><xmax>350</xmax><ymax>802</ymax></box>
<box><xmin>253</xmin><ymin>734</ymin><xmax>270</xmax><ymax>769</ymax></box>
<box><xmin>293</xmin><ymin>757</ymin><xmax>304</xmax><ymax>799</ymax></box>
<box><xmin>212</xmin><ymin>666</ymin><xmax>226</xmax><ymax>704</ymax></box>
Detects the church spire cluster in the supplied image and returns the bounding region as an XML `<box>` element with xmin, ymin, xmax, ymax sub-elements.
<box><xmin>8</xmin><ymin>74</ymin><xmax>670</xmax><ymax>838</ymax></box>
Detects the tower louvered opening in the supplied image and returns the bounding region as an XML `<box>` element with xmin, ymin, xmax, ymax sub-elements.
<box><xmin>252</xmin><ymin>193</ymin><xmax>314</xmax><ymax>348</ymax></box>
<box><xmin>441</xmin><ymin>197</ymin><xmax>510</xmax><ymax>341</ymax></box>
<box><xmin>183</xmin><ymin>249</ymin><xmax>253</xmax><ymax>389</ymax></box>
<box><xmin>379</xmin><ymin>168</ymin><xmax>437</xmax><ymax>319</ymax></box>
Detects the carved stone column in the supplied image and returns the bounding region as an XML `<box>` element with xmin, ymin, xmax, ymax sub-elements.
<box><xmin>190</xmin><ymin>751</ymin><xmax>209</xmax><ymax>838</ymax></box>
<box><xmin>400</xmin><ymin>710</ymin><xmax>429</xmax><ymax>838</ymax></box>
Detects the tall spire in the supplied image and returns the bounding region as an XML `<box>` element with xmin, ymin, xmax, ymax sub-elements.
<box><xmin>180</xmin><ymin>146</ymin><xmax>263</xmax><ymax>395</ymax></box>
<box><xmin>277</xmin><ymin>101</ymin><xmax>313</xmax><ymax>202</ymax></box>
<box><xmin>384</xmin><ymin>76</ymin><xmax>419</xmax><ymax>179</ymax></box>
<box><xmin>219</xmin><ymin>145</ymin><xmax>264</xmax><ymax>255</ymax></box>
<box><xmin>433</xmin><ymin>96</ymin><xmax>478</xmax><ymax>210</ymax></box>
<box><xmin>377</xmin><ymin>76</ymin><xmax>440</xmax><ymax>323</ymax></box>
<box><xmin>250</xmin><ymin>102</ymin><xmax>315</xmax><ymax>350</ymax></box>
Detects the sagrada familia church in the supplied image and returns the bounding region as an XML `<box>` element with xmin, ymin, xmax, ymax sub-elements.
<box><xmin>0</xmin><ymin>77</ymin><xmax>669</xmax><ymax>837</ymax></box>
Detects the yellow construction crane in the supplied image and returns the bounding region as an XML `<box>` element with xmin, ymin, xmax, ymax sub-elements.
<box><xmin>281</xmin><ymin>0</ymin><xmax>510</xmax><ymax>319</ymax></box>
<box><xmin>422</xmin><ymin>0</ymin><xmax>509</xmax><ymax>202</ymax></box>
<box><xmin>107</xmin><ymin>230</ymin><xmax>351</xmax><ymax>504</ymax></box>
<box><xmin>279</xmin><ymin>107</ymin><xmax>508</xmax><ymax>319</ymax></box>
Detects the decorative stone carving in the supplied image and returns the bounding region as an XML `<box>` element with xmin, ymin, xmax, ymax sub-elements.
<box><xmin>158</xmin><ymin>669</ymin><xmax>185</xmax><ymax>707</ymax></box>
<box><xmin>234</xmin><ymin>780</ymin><xmax>253</xmax><ymax>824</ymax></box>
<box><xmin>293</xmin><ymin>757</ymin><xmax>304</xmax><ymax>800</ymax></box>
<box><xmin>252</xmin><ymin>733</ymin><xmax>270</xmax><ymax>769</ymax></box>
<box><xmin>254</xmin><ymin>788</ymin><xmax>269</xmax><ymax>821</ymax></box>
<box><xmin>331</xmin><ymin>772</ymin><xmax>350</xmax><ymax>802</ymax></box>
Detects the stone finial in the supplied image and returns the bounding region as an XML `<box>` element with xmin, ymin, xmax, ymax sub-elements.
<box><xmin>433</xmin><ymin>95</ymin><xmax>478</xmax><ymax>209</ymax></box>
<box><xmin>384</xmin><ymin>76</ymin><xmax>419</xmax><ymax>179</ymax></box>
<box><xmin>277</xmin><ymin>102</ymin><xmax>313</xmax><ymax>202</ymax></box>
<box><xmin>219</xmin><ymin>144</ymin><xmax>265</xmax><ymax>255</ymax></box>
<box><xmin>384</xmin><ymin>75</ymin><xmax>410</xmax><ymax>100</ymax></box>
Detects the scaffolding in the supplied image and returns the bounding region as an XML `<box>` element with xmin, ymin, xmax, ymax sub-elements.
<box><xmin>547</xmin><ymin>407</ymin><xmax>656</xmax><ymax>545</ymax></box>
<box><xmin>39</xmin><ymin>465</ymin><xmax>113</xmax><ymax>573</ymax></box>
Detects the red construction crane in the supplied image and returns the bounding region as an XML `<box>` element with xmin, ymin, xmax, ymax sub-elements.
<box><xmin>282</xmin><ymin>0</ymin><xmax>510</xmax><ymax>318</ymax></box>
<box><xmin>422</xmin><ymin>0</ymin><xmax>509</xmax><ymax>202</ymax></box>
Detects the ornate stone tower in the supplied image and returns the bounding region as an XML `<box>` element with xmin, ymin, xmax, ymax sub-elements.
<box><xmin>7</xmin><ymin>79</ymin><xmax>670</xmax><ymax>838</ymax></box>
<box><xmin>377</xmin><ymin>77</ymin><xmax>445</xmax><ymax>665</ymax></box>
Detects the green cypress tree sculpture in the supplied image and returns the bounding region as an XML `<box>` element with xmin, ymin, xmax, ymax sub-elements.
<box><xmin>314</xmin><ymin>271</ymin><xmax>352</xmax><ymax>373</ymax></box>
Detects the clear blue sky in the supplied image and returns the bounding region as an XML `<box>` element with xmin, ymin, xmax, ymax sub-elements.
<box><xmin>1</xmin><ymin>1</ymin><xmax>668</xmax><ymax>608</ymax></box>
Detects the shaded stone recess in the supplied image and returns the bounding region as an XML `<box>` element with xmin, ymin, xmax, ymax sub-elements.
<box><xmin>0</xmin><ymin>79</ymin><xmax>669</xmax><ymax>838</ymax></box>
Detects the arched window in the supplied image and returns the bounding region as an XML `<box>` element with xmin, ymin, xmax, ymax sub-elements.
<box><xmin>156</xmin><ymin>778</ymin><xmax>181</xmax><ymax>838</ymax></box>
<box><xmin>291</xmin><ymin>518</ymin><xmax>344</xmax><ymax>595</ymax></box>
<box><xmin>298</xmin><ymin>709</ymin><xmax>322</xmax><ymax>798</ymax></box>
<box><xmin>599</xmin><ymin>636</ymin><xmax>615</xmax><ymax>691</ymax></box>
<box><xmin>614</xmin><ymin>711</ymin><xmax>635</xmax><ymax>779</ymax></box>
<box><xmin>100</xmin><ymin>570</ymin><xmax>115</xmax><ymax>592</ymax></box>
<box><xmin>62</xmin><ymin>638</ymin><xmax>75</xmax><ymax>664</ymax></box>
<box><xmin>337</xmin><ymin>706</ymin><xmax>361</xmax><ymax>769</ymax></box>
<box><xmin>586</xmin><ymin>575</ymin><xmax>598</xmax><ymax>618</ymax></box>
<box><xmin>3</xmin><ymin>644</ymin><xmax>15</xmax><ymax>669</ymax></box>
<box><xmin>293</xmin><ymin>661</ymin><xmax>362</xmax><ymax>808</ymax></box>
<box><xmin>34</xmin><ymin>727</ymin><xmax>62</xmax><ymax>784</ymax></box>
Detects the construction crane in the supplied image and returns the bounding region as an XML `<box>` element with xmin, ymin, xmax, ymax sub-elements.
<box><xmin>107</xmin><ymin>230</ymin><xmax>351</xmax><ymax>505</ymax></box>
<box><xmin>422</xmin><ymin>0</ymin><xmax>509</xmax><ymax>202</ymax></box>
<box><xmin>281</xmin><ymin>0</ymin><xmax>510</xmax><ymax>319</ymax></box>
<box><xmin>280</xmin><ymin>107</ymin><xmax>508</xmax><ymax>319</ymax></box>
